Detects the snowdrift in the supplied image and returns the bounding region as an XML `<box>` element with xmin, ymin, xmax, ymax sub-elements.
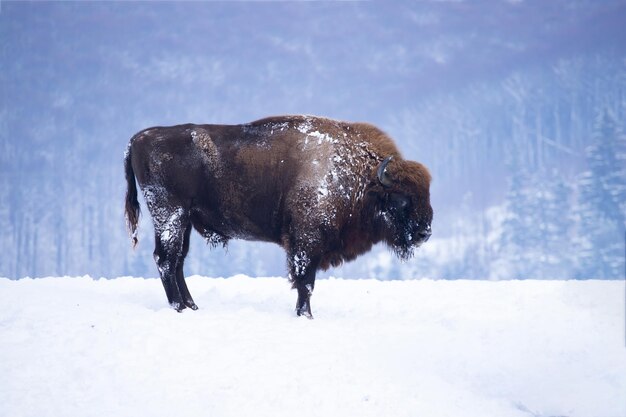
<box><xmin>1</xmin><ymin>276</ymin><xmax>623</xmax><ymax>417</ymax></box>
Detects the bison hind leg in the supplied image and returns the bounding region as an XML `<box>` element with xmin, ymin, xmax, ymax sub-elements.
<box><xmin>176</xmin><ymin>221</ymin><xmax>198</xmax><ymax>310</ymax></box>
<box><xmin>153</xmin><ymin>207</ymin><xmax>195</xmax><ymax>312</ymax></box>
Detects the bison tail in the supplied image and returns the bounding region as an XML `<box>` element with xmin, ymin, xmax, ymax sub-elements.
<box><xmin>124</xmin><ymin>143</ymin><xmax>140</xmax><ymax>248</ymax></box>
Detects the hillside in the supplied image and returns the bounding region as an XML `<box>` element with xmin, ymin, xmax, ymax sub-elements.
<box><xmin>2</xmin><ymin>2</ymin><xmax>625</xmax><ymax>279</ymax></box>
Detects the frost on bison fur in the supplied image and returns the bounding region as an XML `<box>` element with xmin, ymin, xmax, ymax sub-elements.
<box><xmin>124</xmin><ymin>115</ymin><xmax>433</xmax><ymax>318</ymax></box>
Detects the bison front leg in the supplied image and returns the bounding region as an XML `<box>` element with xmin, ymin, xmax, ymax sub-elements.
<box><xmin>288</xmin><ymin>251</ymin><xmax>320</xmax><ymax>319</ymax></box>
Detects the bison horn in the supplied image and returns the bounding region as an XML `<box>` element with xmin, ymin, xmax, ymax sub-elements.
<box><xmin>377</xmin><ymin>156</ymin><xmax>394</xmax><ymax>188</ymax></box>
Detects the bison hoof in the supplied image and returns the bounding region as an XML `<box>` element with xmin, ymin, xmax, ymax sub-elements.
<box><xmin>183</xmin><ymin>296</ymin><xmax>198</xmax><ymax>310</ymax></box>
<box><xmin>170</xmin><ymin>301</ymin><xmax>186</xmax><ymax>312</ymax></box>
<box><xmin>296</xmin><ymin>306</ymin><xmax>314</xmax><ymax>320</ymax></box>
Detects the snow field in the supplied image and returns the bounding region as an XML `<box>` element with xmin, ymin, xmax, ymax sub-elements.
<box><xmin>0</xmin><ymin>276</ymin><xmax>624</xmax><ymax>417</ymax></box>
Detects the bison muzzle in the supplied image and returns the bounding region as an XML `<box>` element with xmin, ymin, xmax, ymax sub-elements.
<box><xmin>124</xmin><ymin>115</ymin><xmax>433</xmax><ymax>318</ymax></box>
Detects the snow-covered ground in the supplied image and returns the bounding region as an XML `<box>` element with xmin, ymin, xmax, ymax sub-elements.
<box><xmin>1</xmin><ymin>276</ymin><xmax>624</xmax><ymax>417</ymax></box>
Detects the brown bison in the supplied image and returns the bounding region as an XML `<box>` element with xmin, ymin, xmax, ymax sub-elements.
<box><xmin>124</xmin><ymin>115</ymin><xmax>432</xmax><ymax>318</ymax></box>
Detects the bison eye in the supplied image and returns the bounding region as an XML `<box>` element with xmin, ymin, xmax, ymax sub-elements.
<box><xmin>389</xmin><ymin>193</ymin><xmax>410</xmax><ymax>212</ymax></box>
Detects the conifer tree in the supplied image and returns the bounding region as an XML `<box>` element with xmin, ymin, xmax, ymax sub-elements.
<box><xmin>534</xmin><ymin>171</ymin><xmax>574</xmax><ymax>278</ymax></box>
<box><xmin>496</xmin><ymin>167</ymin><xmax>536</xmax><ymax>278</ymax></box>
<box><xmin>574</xmin><ymin>110</ymin><xmax>624</xmax><ymax>278</ymax></box>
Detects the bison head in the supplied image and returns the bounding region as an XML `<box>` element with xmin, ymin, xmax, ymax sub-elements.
<box><xmin>374</xmin><ymin>156</ymin><xmax>433</xmax><ymax>260</ymax></box>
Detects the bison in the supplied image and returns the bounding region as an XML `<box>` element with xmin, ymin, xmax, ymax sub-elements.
<box><xmin>124</xmin><ymin>115</ymin><xmax>432</xmax><ymax>318</ymax></box>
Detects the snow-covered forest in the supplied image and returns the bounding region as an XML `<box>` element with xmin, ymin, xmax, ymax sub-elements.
<box><xmin>1</xmin><ymin>1</ymin><xmax>625</xmax><ymax>279</ymax></box>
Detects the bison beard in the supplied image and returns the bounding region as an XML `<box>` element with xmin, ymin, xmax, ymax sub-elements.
<box><xmin>124</xmin><ymin>115</ymin><xmax>433</xmax><ymax>318</ymax></box>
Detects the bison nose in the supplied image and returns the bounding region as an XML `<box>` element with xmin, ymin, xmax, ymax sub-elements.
<box><xmin>416</xmin><ymin>225</ymin><xmax>432</xmax><ymax>243</ymax></box>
